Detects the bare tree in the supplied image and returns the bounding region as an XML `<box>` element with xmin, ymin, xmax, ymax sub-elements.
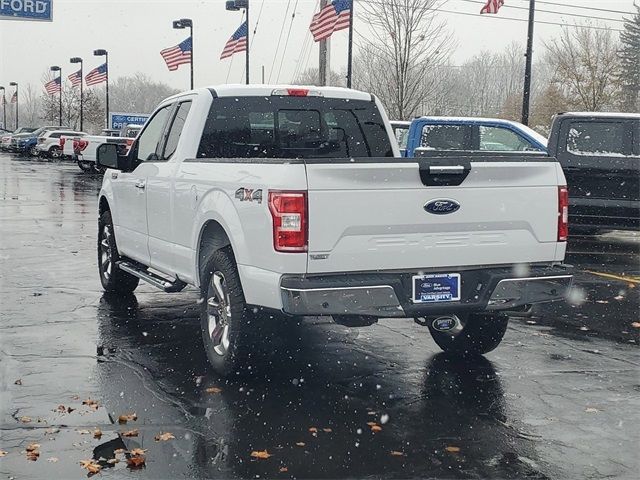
<box><xmin>295</xmin><ymin>67</ymin><xmax>345</xmax><ymax>87</ymax></box>
<box><xmin>107</xmin><ymin>73</ymin><xmax>179</xmax><ymax>114</ymax></box>
<box><xmin>354</xmin><ymin>0</ymin><xmax>454</xmax><ymax>119</ymax></box>
<box><xmin>545</xmin><ymin>24</ymin><xmax>621</xmax><ymax>111</ymax></box>
<box><xmin>616</xmin><ymin>5</ymin><xmax>640</xmax><ymax>111</ymax></box>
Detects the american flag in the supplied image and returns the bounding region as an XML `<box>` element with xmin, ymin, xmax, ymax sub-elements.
<box><xmin>220</xmin><ymin>21</ymin><xmax>248</xmax><ymax>60</ymax></box>
<box><xmin>68</xmin><ymin>69</ymin><xmax>82</xmax><ymax>87</ymax></box>
<box><xmin>480</xmin><ymin>0</ymin><xmax>504</xmax><ymax>14</ymax></box>
<box><xmin>160</xmin><ymin>37</ymin><xmax>192</xmax><ymax>71</ymax></box>
<box><xmin>86</xmin><ymin>63</ymin><xmax>108</xmax><ymax>86</ymax></box>
<box><xmin>44</xmin><ymin>76</ymin><xmax>61</xmax><ymax>95</ymax></box>
<box><xmin>10</xmin><ymin>92</ymin><xmax>17</xmax><ymax>104</ymax></box>
<box><xmin>310</xmin><ymin>0</ymin><xmax>351</xmax><ymax>42</ymax></box>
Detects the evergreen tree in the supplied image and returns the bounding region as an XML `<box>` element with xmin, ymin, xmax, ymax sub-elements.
<box><xmin>617</xmin><ymin>5</ymin><xmax>640</xmax><ymax>111</ymax></box>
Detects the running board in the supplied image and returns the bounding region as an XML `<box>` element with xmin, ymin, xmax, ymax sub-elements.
<box><xmin>117</xmin><ymin>261</ymin><xmax>187</xmax><ymax>293</ymax></box>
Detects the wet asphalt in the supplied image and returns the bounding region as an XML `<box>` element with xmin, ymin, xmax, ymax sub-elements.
<box><xmin>0</xmin><ymin>154</ymin><xmax>638</xmax><ymax>480</ymax></box>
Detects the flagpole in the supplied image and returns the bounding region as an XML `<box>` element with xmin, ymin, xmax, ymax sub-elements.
<box><xmin>521</xmin><ymin>0</ymin><xmax>535</xmax><ymax>125</ymax></box>
<box><xmin>346</xmin><ymin>0</ymin><xmax>354</xmax><ymax>88</ymax></box>
<box><xmin>245</xmin><ymin>3</ymin><xmax>250</xmax><ymax>85</ymax></box>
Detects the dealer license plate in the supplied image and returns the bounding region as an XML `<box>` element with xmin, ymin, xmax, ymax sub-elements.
<box><xmin>412</xmin><ymin>273</ymin><xmax>461</xmax><ymax>303</ymax></box>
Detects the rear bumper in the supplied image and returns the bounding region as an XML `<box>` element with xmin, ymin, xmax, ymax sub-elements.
<box><xmin>280</xmin><ymin>265</ymin><xmax>573</xmax><ymax>317</ymax></box>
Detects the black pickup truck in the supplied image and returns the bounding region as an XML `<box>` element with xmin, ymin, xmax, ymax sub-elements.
<box><xmin>548</xmin><ymin>112</ymin><xmax>640</xmax><ymax>234</ymax></box>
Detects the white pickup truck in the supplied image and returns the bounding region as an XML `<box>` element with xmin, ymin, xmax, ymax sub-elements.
<box><xmin>95</xmin><ymin>85</ymin><xmax>573</xmax><ymax>376</ymax></box>
<box><xmin>64</xmin><ymin>125</ymin><xmax>142</xmax><ymax>172</ymax></box>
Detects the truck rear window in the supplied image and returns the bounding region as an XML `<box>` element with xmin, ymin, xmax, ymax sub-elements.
<box><xmin>197</xmin><ymin>96</ymin><xmax>393</xmax><ymax>158</ymax></box>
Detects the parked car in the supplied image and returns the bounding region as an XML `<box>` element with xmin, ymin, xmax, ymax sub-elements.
<box><xmin>403</xmin><ymin>117</ymin><xmax>548</xmax><ymax>157</ymax></box>
<box><xmin>35</xmin><ymin>129</ymin><xmax>84</xmax><ymax>158</ymax></box>
<box><xmin>10</xmin><ymin>126</ymin><xmax>69</xmax><ymax>154</ymax></box>
<box><xmin>390</xmin><ymin>120</ymin><xmax>411</xmax><ymax>156</ymax></box>
<box><xmin>1</xmin><ymin>127</ymin><xmax>37</xmax><ymax>151</ymax></box>
<box><xmin>548</xmin><ymin>112</ymin><xmax>640</xmax><ymax>234</ymax></box>
<box><xmin>73</xmin><ymin>124</ymin><xmax>142</xmax><ymax>172</ymax></box>
<box><xmin>95</xmin><ymin>85</ymin><xmax>572</xmax><ymax>376</ymax></box>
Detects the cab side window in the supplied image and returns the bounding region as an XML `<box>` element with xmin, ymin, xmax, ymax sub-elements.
<box><xmin>162</xmin><ymin>101</ymin><xmax>192</xmax><ymax>160</ymax></box>
<box><xmin>479</xmin><ymin>126</ymin><xmax>539</xmax><ymax>151</ymax></box>
<box><xmin>136</xmin><ymin>105</ymin><xmax>172</xmax><ymax>162</ymax></box>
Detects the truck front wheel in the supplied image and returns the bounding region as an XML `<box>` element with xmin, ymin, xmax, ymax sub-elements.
<box><xmin>98</xmin><ymin>210</ymin><xmax>139</xmax><ymax>294</ymax></box>
<box><xmin>427</xmin><ymin>313</ymin><xmax>508</xmax><ymax>355</ymax></box>
<box><xmin>200</xmin><ymin>246</ymin><xmax>260</xmax><ymax>377</ymax></box>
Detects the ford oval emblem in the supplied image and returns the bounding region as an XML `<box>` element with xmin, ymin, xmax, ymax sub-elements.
<box><xmin>424</xmin><ymin>199</ymin><xmax>460</xmax><ymax>215</ymax></box>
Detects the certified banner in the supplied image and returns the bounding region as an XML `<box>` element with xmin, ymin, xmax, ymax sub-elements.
<box><xmin>0</xmin><ymin>0</ymin><xmax>53</xmax><ymax>22</ymax></box>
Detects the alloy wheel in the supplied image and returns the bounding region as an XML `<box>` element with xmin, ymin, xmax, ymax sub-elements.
<box><xmin>206</xmin><ymin>272</ymin><xmax>231</xmax><ymax>356</ymax></box>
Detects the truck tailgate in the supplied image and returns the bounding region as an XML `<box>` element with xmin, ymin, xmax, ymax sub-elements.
<box><xmin>305</xmin><ymin>158</ymin><xmax>562</xmax><ymax>274</ymax></box>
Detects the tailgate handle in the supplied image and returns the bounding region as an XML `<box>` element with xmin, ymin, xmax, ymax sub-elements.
<box><xmin>429</xmin><ymin>165</ymin><xmax>465</xmax><ymax>175</ymax></box>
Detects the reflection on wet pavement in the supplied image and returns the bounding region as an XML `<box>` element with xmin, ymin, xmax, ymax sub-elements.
<box><xmin>1</xmin><ymin>155</ymin><xmax>638</xmax><ymax>479</ymax></box>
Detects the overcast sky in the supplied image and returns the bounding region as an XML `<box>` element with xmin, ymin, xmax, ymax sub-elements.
<box><xmin>0</xmin><ymin>0</ymin><xmax>634</xmax><ymax>96</ymax></box>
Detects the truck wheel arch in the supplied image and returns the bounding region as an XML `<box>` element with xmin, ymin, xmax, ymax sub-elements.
<box><xmin>197</xmin><ymin>220</ymin><xmax>232</xmax><ymax>283</ymax></box>
<box><xmin>99</xmin><ymin>196</ymin><xmax>110</xmax><ymax>216</ymax></box>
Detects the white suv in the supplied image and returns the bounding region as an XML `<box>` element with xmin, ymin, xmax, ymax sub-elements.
<box><xmin>36</xmin><ymin>130</ymin><xmax>85</xmax><ymax>158</ymax></box>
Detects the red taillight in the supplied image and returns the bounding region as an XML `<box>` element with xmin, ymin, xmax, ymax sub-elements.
<box><xmin>268</xmin><ymin>191</ymin><xmax>308</xmax><ymax>252</ymax></box>
<box><xmin>74</xmin><ymin>139</ymin><xmax>88</xmax><ymax>153</ymax></box>
<box><xmin>60</xmin><ymin>138</ymin><xmax>66</xmax><ymax>147</ymax></box>
<box><xmin>558</xmin><ymin>186</ymin><xmax>569</xmax><ymax>241</ymax></box>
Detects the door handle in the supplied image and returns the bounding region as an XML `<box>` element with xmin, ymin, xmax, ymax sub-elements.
<box><xmin>429</xmin><ymin>165</ymin><xmax>466</xmax><ymax>175</ymax></box>
<box><xmin>135</xmin><ymin>179</ymin><xmax>146</xmax><ymax>189</ymax></box>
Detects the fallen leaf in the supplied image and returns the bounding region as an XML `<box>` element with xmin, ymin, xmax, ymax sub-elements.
<box><xmin>308</xmin><ymin>427</ymin><xmax>318</xmax><ymax>433</ymax></box>
<box><xmin>80</xmin><ymin>460</ymin><xmax>102</xmax><ymax>474</ymax></box>
<box><xmin>25</xmin><ymin>443</ymin><xmax>40</xmax><ymax>452</ymax></box>
<box><xmin>631</xmin><ymin>322</ymin><xmax>640</xmax><ymax>329</ymax></box>
<box><xmin>26</xmin><ymin>450</ymin><xmax>40</xmax><ymax>461</ymax></box>
<box><xmin>0</xmin><ymin>450</ymin><xmax>8</xmax><ymax>457</ymax></box>
<box><xmin>295</xmin><ymin>442</ymin><xmax>305</xmax><ymax>447</ymax></box>
<box><xmin>107</xmin><ymin>458</ymin><xmax>119</xmax><ymax>465</ymax></box>
<box><xmin>47</xmin><ymin>457</ymin><xmax>59</xmax><ymax>463</ymax></box>
<box><xmin>121</xmin><ymin>429</ymin><xmax>139</xmax><ymax>437</ymax></box>
<box><xmin>366</xmin><ymin>422</ymin><xmax>377</xmax><ymax>427</ymax></box>
<box><xmin>55</xmin><ymin>405</ymin><xmax>67</xmax><ymax>413</ymax></box>
<box><xmin>45</xmin><ymin>427</ymin><xmax>60</xmax><ymax>435</ymax></box>
<box><xmin>279</xmin><ymin>466</ymin><xmax>289</xmax><ymax>472</ymax></box>
<box><xmin>445</xmin><ymin>446</ymin><xmax>461</xmax><ymax>453</ymax></box>
<box><xmin>67</xmin><ymin>407</ymin><xmax>75</xmax><ymax>413</ymax></box>
<box><xmin>251</xmin><ymin>450</ymin><xmax>272</xmax><ymax>459</ymax></box>
<box><xmin>585</xmin><ymin>407</ymin><xmax>599</xmax><ymax>413</ymax></box>
<box><xmin>390</xmin><ymin>451</ymin><xmax>405</xmax><ymax>456</ymax></box>
<box><xmin>19</xmin><ymin>416</ymin><xmax>32</xmax><ymax>423</ymax></box>
<box><xmin>127</xmin><ymin>456</ymin><xmax>146</xmax><ymax>468</ymax></box>
<box><xmin>129</xmin><ymin>448</ymin><xmax>147</xmax><ymax>456</ymax></box>
<box><xmin>371</xmin><ymin>425</ymin><xmax>382</xmax><ymax>433</ymax></box>
<box><xmin>322</xmin><ymin>428</ymin><xmax>332</xmax><ymax>433</ymax></box>
<box><xmin>76</xmin><ymin>429</ymin><xmax>91</xmax><ymax>435</ymax></box>
<box><xmin>93</xmin><ymin>428</ymin><xmax>102</xmax><ymax>439</ymax></box>
<box><xmin>205</xmin><ymin>387</ymin><xmax>222</xmax><ymax>394</ymax></box>
<box><xmin>154</xmin><ymin>432</ymin><xmax>175</xmax><ymax>442</ymax></box>
<box><xmin>14</xmin><ymin>379</ymin><xmax>22</xmax><ymax>385</ymax></box>
<box><xmin>82</xmin><ymin>398</ymin><xmax>98</xmax><ymax>407</ymax></box>
<box><xmin>118</xmin><ymin>412</ymin><xmax>137</xmax><ymax>424</ymax></box>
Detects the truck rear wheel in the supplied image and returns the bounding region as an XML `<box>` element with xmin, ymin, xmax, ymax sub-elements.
<box><xmin>98</xmin><ymin>210</ymin><xmax>139</xmax><ymax>294</ymax></box>
<box><xmin>199</xmin><ymin>246</ymin><xmax>260</xmax><ymax>377</ymax></box>
<box><xmin>427</xmin><ymin>313</ymin><xmax>508</xmax><ymax>355</ymax></box>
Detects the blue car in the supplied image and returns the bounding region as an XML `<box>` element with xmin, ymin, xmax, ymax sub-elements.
<box><xmin>401</xmin><ymin>117</ymin><xmax>548</xmax><ymax>157</ymax></box>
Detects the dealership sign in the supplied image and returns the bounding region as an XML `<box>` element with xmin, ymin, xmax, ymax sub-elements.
<box><xmin>0</xmin><ymin>0</ymin><xmax>52</xmax><ymax>21</ymax></box>
<box><xmin>110</xmin><ymin>113</ymin><xmax>150</xmax><ymax>130</ymax></box>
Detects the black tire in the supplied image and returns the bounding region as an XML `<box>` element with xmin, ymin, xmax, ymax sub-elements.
<box><xmin>49</xmin><ymin>146</ymin><xmax>62</xmax><ymax>159</ymax></box>
<box><xmin>428</xmin><ymin>313</ymin><xmax>508</xmax><ymax>355</ymax></box>
<box><xmin>29</xmin><ymin>146</ymin><xmax>38</xmax><ymax>157</ymax></box>
<box><xmin>98</xmin><ymin>210</ymin><xmax>139</xmax><ymax>294</ymax></box>
<box><xmin>78</xmin><ymin>160</ymin><xmax>95</xmax><ymax>172</ymax></box>
<box><xmin>199</xmin><ymin>246</ymin><xmax>261</xmax><ymax>377</ymax></box>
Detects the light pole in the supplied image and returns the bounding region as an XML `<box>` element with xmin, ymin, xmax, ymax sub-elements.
<box><xmin>173</xmin><ymin>18</ymin><xmax>194</xmax><ymax>89</ymax></box>
<box><xmin>50</xmin><ymin>66</ymin><xmax>63</xmax><ymax>126</ymax></box>
<box><xmin>70</xmin><ymin>57</ymin><xmax>84</xmax><ymax>131</ymax></box>
<box><xmin>9</xmin><ymin>82</ymin><xmax>18</xmax><ymax>129</ymax></box>
<box><xmin>226</xmin><ymin>0</ymin><xmax>249</xmax><ymax>84</ymax></box>
<box><xmin>0</xmin><ymin>86</ymin><xmax>6</xmax><ymax>130</ymax></box>
<box><xmin>94</xmin><ymin>49</ymin><xmax>109</xmax><ymax>128</ymax></box>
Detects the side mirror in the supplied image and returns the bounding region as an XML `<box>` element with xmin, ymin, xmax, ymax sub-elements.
<box><xmin>97</xmin><ymin>143</ymin><xmax>129</xmax><ymax>171</ymax></box>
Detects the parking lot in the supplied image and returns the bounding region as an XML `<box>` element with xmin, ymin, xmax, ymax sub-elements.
<box><xmin>0</xmin><ymin>153</ymin><xmax>638</xmax><ymax>479</ymax></box>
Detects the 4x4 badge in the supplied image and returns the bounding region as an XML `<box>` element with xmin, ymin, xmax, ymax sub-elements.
<box><xmin>235</xmin><ymin>188</ymin><xmax>263</xmax><ymax>204</ymax></box>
